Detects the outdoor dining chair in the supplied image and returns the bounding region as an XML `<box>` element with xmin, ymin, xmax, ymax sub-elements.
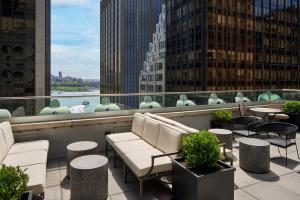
<box><xmin>230</xmin><ymin>116</ymin><xmax>262</xmax><ymax>137</ymax></box>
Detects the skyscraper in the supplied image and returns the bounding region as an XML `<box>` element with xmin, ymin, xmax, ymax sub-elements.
<box><xmin>0</xmin><ymin>0</ymin><xmax>51</xmax><ymax>97</ymax></box>
<box><xmin>139</xmin><ymin>4</ymin><xmax>166</xmax><ymax>105</ymax></box>
<box><xmin>165</xmin><ymin>0</ymin><xmax>300</xmax><ymax>92</ymax></box>
<box><xmin>100</xmin><ymin>0</ymin><xmax>163</xmax><ymax>97</ymax></box>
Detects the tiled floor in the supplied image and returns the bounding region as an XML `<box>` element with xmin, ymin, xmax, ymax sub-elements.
<box><xmin>45</xmin><ymin>136</ymin><xmax>300</xmax><ymax>200</ymax></box>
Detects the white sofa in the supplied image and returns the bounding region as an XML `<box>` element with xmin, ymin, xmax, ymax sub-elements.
<box><xmin>106</xmin><ymin>113</ymin><xmax>233</xmax><ymax>199</ymax></box>
<box><xmin>0</xmin><ymin>122</ymin><xmax>49</xmax><ymax>196</ymax></box>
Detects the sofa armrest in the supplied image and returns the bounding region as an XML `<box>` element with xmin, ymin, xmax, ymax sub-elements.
<box><xmin>144</xmin><ymin>150</ymin><xmax>182</xmax><ymax>177</ymax></box>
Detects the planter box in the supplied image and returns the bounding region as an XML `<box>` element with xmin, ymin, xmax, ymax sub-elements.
<box><xmin>21</xmin><ymin>191</ymin><xmax>33</xmax><ymax>200</ymax></box>
<box><xmin>172</xmin><ymin>158</ymin><xmax>235</xmax><ymax>200</ymax></box>
<box><xmin>210</xmin><ymin>121</ymin><xmax>232</xmax><ymax>130</ymax></box>
<box><xmin>286</xmin><ymin>113</ymin><xmax>300</xmax><ymax>128</ymax></box>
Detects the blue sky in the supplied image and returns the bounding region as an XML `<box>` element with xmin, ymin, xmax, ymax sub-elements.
<box><xmin>51</xmin><ymin>0</ymin><xmax>100</xmax><ymax>80</ymax></box>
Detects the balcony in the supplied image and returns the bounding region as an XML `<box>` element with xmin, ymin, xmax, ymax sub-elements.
<box><xmin>0</xmin><ymin>89</ymin><xmax>299</xmax><ymax>200</ymax></box>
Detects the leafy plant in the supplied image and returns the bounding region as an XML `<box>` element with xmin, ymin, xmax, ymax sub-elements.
<box><xmin>213</xmin><ymin>109</ymin><xmax>233</xmax><ymax>123</ymax></box>
<box><xmin>283</xmin><ymin>101</ymin><xmax>300</xmax><ymax>114</ymax></box>
<box><xmin>0</xmin><ymin>165</ymin><xmax>29</xmax><ymax>200</ymax></box>
<box><xmin>183</xmin><ymin>130</ymin><xmax>221</xmax><ymax>169</ymax></box>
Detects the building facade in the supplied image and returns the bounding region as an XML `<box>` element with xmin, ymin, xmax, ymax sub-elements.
<box><xmin>139</xmin><ymin>4</ymin><xmax>166</xmax><ymax>94</ymax></box>
<box><xmin>0</xmin><ymin>0</ymin><xmax>51</xmax><ymax>97</ymax></box>
<box><xmin>100</xmin><ymin>0</ymin><xmax>163</xmax><ymax>96</ymax></box>
<box><xmin>165</xmin><ymin>0</ymin><xmax>300</xmax><ymax>92</ymax></box>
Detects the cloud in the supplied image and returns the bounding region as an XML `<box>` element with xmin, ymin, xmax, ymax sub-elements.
<box><xmin>52</xmin><ymin>0</ymin><xmax>92</xmax><ymax>6</ymax></box>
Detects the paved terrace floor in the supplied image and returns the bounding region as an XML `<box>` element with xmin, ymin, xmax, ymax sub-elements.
<box><xmin>45</xmin><ymin>135</ymin><xmax>300</xmax><ymax>200</ymax></box>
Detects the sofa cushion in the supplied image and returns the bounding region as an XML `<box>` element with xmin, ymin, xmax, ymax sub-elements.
<box><xmin>145</xmin><ymin>113</ymin><xmax>198</xmax><ymax>133</ymax></box>
<box><xmin>8</xmin><ymin>140</ymin><xmax>49</xmax><ymax>155</ymax></box>
<box><xmin>114</xmin><ymin>140</ymin><xmax>155</xmax><ymax>157</ymax></box>
<box><xmin>0</xmin><ymin>121</ymin><xmax>15</xmax><ymax>149</ymax></box>
<box><xmin>156</xmin><ymin>123</ymin><xmax>185</xmax><ymax>154</ymax></box>
<box><xmin>124</xmin><ymin>148</ymin><xmax>172</xmax><ymax>177</ymax></box>
<box><xmin>132</xmin><ymin>113</ymin><xmax>146</xmax><ymax>136</ymax></box>
<box><xmin>3</xmin><ymin>150</ymin><xmax>48</xmax><ymax>167</ymax></box>
<box><xmin>142</xmin><ymin>118</ymin><xmax>160</xmax><ymax>146</ymax></box>
<box><xmin>21</xmin><ymin>164</ymin><xmax>46</xmax><ymax>194</ymax></box>
<box><xmin>106</xmin><ymin>132</ymin><xmax>140</xmax><ymax>145</ymax></box>
<box><xmin>220</xmin><ymin>148</ymin><xmax>233</xmax><ymax>160</ymax></box>
<box><xmin>0</xmin><ymin>129</ymin><xmax>8</xmax><ymax>163</ymax></box>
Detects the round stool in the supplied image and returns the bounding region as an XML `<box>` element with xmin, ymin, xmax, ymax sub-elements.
<box><xmin>70</xmin><ymin>155</ymin><xmax>108</xmax><ymax>200</ymax></box>
<box><xmin>209</xmin><ymin>129</ymin><xmax>233</xmax><ymax>150</ymax></box>
<box><xmin>239</xmin><ymin>138</ymin><xmax>270</xmax><ymax>174</ymax></box>
<box><xmin>66</xmin><ymin>141</ymin><xmax>98</xmax><ymax>178</ymax></box>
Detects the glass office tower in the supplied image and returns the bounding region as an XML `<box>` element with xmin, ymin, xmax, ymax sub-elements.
<box><xmin>0</xmin><ymin>0</ymin><xmax>50</xmax><ymax>114</ymax></box>
<box><xmin>165</xmin><ymin>0</ymin><xmax>300</xmax><ymax>92</ymax></box>
<box><xmin>100</xmin><ymin>0</ymin><xmax>163</xmax><ymax>96</ymax></box>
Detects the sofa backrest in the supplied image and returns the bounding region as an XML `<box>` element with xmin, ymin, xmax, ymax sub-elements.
<box><xmin>0</xmin><ymin>121</ymin><xmax>15</xmax><ymax>150</ymax></box>
<box><xmin>156</xmin><ymin>122</ymin><xmax>186</xmax><ymax>155</ymax></box>
<box><xmin>142</xmin><ymin>117</ymin><xmax>161</xmax><ymax>146</ymax></box>
<box><xmin>0</xmin><ymin>129</ymin><xmax>8</xmax><ymax>164</ymax></box>
<box><xmin>145</xmin><ymin>113</ymin><xmax>198</xmax><ymax>134</ymax></box>
<box><xmin>131</xmin><ymin>113</ymin><xmax>146</xmax><ymax>137</ymax></box>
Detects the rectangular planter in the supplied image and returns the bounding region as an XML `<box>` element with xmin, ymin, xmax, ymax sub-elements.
<box><xmin>286</xmin><ymin>113</ymin><xmax>300</xmax><ymax>128</ymax></box>
<box><xmin>21</xmin><ymin>191</ymin><xmax>33</xmax><ymax>200</ymax></box>
<box><xmin>172</xmin><ymin>158</ymin><xmax>235</xmax><ymax>200</ymax></box>
<box><xmin>210</xmin><ymin>121</ymin><xmax>232</xmax><ymax>130</ymax></box>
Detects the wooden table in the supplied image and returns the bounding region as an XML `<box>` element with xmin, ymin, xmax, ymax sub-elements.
<box><xmin>250</xmin><ymin>107</ymin><xmax>281</xmax><ymax>121</ymax></box>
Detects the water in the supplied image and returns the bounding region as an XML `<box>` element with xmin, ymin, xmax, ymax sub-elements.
<box><xmin>50</xmin><ymin>91</ymin><xmax>101</xmax><ymax>112</ymax></box>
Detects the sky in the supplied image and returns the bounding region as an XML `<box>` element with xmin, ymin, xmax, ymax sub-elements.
<box><xmin>51</xmin><ymin>0</ymin><xmax>100</xmax><ymax>80</ymax></box>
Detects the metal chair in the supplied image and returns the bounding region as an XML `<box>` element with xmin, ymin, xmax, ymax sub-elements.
<box><xmin>230</xmin><ymin>116</ymin><xmax>262</xmax><ymax>137</ymax></box>
<box><xmin>256</xmin><ymin>122</ymin><xmax>299</xmax><ymax>166</ymax></box>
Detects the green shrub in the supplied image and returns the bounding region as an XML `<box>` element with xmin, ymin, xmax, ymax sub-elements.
<box><xmin>0</xmin><ymin>165</ymin><xmax>29</xmax><ymax>200</ymax></box>
<box><xmin>283</xmin><ymin>101</ymin><xmax>300</xmax><ymax>114</ymax></box>
<box><xmin>183</xmin><ymin>130</ymin><xmax>221</xmax><ymax>169</ymax></box>
<box><xmin>213</xmin><ymin>109</ymin><xmax>232</xmax><ymax>123</ymax></box>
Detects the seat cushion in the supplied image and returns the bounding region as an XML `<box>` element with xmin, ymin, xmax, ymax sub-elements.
<box><xmin>267</xmin><ymin>139</ymin><xmax>295</xmax><ymax>148</ymax></box>
<box><xmin>142</xmin><ymin>118</ymin><xmax>161</xmax><ymax>146</ymax></box>
<box><xmin>114</xmin><ymin>140</ymin><xmax>155</xmax><ymax>158</ymax></box>
<box><xmin>3</xmin><ymin>150</ymin><xmax>48</xmax><ymax>167</ymax></box>
<box><xmin>124</xmin><ymin>148</ymin><xmax>172</xmax><ymax>177</ymax></box>
<box><xmin>106</xmin><ymin>132</ymin><xmax>140</xmax><ymax>145</ymax></box>
<box><xmin>21</xmin><ymin>164</ymin><xmax>46</xmax><ymax>194</ymax></box>
<box><xmin>8</xmin><ymin>140</ymin><xmax>49</xmax><ymax>155</ymax></box>
<box><xmin>233</xmin><ymin>130</ymin><xmax>256</xmax><ymax>137</ymax></box>
<box><xmin>145</xmin><ymin>113</ymin><xmax>198</xmax><ymax>133</ymax></box>
<box><xmin>156</xmin><ymin>123</ymin><xmax>185</xmax><ymax>154</ymax></box>
<box><xmin>270</xmin><ymin>113</ymin><xmax>289</xmax><ymax>120</ymax></box>
<box><xmin>220</xmin><ymin>148</ymin><xmax>233</xmax><ymax>160</ymax></box>
<box><xmin>132</xmin><ymin>113</ymin><xmax>146</xmax><ymax>136</ymax></box>
<box><xmin>0</xmin><ymin>121</ymin><xmax>15</xmax><ymax>149</ymax></box>
<box><xmin>0</xmin><ymin>129</ymin><xmax>8</xmax><ymax>163</ymax></box>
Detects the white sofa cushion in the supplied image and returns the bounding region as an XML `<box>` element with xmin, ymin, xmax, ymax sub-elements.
<box><xmin>3</xmin><ymin>150</ymin><xmax>48</xmax><ymax>167</ymax></box>
<box><xmin>142</xmin><ymin>118</ymin><xmax>160</xmax><ymax>146</ymax></box>
<box><xmin>8</xmin><ymin>140</ymin><xmax>49</xmax><ymax>155</ymax></box>
<box><xmin>145</xmin><ymin>113</ymin><xmax>198</xmax><ymax>133</ymax></box>
<box><xmin>132</xmin><ymin>113</ymin><xmax>146</xmax><ymax>136</ymax></box>
<box><xmin>21</xmin><ymin>164</ymin><xmax>46</xmax><ymax>194</ymax></box>
<box><xmin>220</xmin><ymin>148</ymin><xmax>233</xmax><ymax>160</ymax></box>
<box><xmin>0</xmin><ymin>121</ymin><xmax>15</xmax><ymax>149</ymax></box>
<box><xmin>156</xmin><ymin>123</ymin><xmax>185</xmax><ymax>154</ymax></box>
<box><xmin>106</xmin><ymin>132</ymin><xmax>140</xmax><ymax>145</ymax></box>
<box><xmin>114</xmin><ymin>140</ymin><xmax>155</xmax><ymax>157</ymax></box>
<box><xmin>124</xmin><ymin>149</ymin><xmax>172</xmax><ymax>177</ymax></box>
<box><xmin>0</xmin><ymin>129</ymin><xmax>8</xmax><ymax>163</ymax></box>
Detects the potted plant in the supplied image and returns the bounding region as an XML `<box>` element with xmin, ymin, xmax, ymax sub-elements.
<box><xmin>0</xmin><ymin>165</ymin><xmax>31</xmax><ymax>200</ymax></box>
<box><xmin>283</xmin><ymin>101</ymin><xmax>300</xmax><ymax>127</ymax></box>
<box><xmin>211</xmin><ymin>109</ymin><xmax>233</xmax><ymax>129</ymax></box>
<box><xmin>172</xmin><ymin>130</ymin><xmax>235</xmax><ymax>200</ymax></box>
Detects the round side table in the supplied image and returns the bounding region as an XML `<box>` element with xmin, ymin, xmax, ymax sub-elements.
<box><xmin>239</xmin><ymin>138</ymin><xmax>270</xmax><ymax>174</ymax></box>
<box><xmin>209</xmin><ymin>129</ymin><xmax>233</xmax><ymax>150</ymax></box>
<box><xmin>66</xmin><ymin>141</ymin><xmax>98</xmax><ymax>178</ymax></box>
<box><xmin>70</xmin><ymin>155</ymin><xmax>108</xmax><ymax>200</ymax></box>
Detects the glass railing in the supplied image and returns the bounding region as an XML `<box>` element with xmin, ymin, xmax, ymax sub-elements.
<box><xmin>0</xmin><ymin>89</ymin><xmax>299</xmax><ymax>123</ymax></box>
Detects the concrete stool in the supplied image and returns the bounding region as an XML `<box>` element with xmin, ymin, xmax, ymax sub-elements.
<box><xmin>209</xmin><ymin>129</ymin><xmax>233</xmax><ymax>150</ymax></box>
<box><xmin>70</xmin><ymin>155</ymin><xmax>108</xmax><ymax>200</ymax></box>
<box><xmin>239</xmin><ymin>138</ymin><xmax>270</xmax><ymax>174</ymax></box>
<box><xmin>66</xmin><ymin>141</ymin><xmax>98</xmax><ymax>178</ymax></box>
